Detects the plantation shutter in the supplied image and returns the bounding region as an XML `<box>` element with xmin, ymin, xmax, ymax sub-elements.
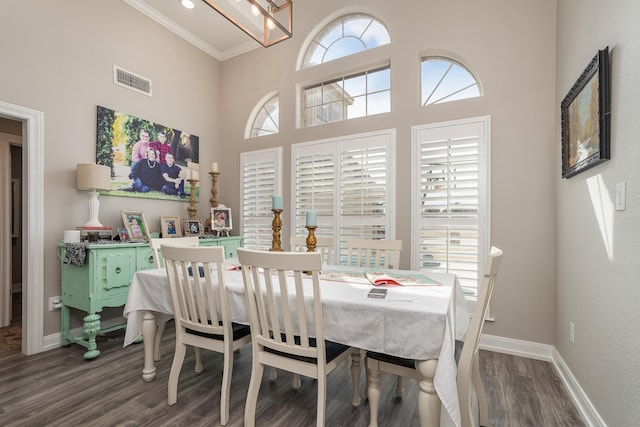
<box><xmin>240</xmin><ymin>148</ymin><xmax>282</xmax><ymax>250</ymax></box>
<box><xmin>412</xmin><ymin>118</ymin><xmax>489</xmax><ymax>294</ymax></box>
<box><xmin>292</xmin><ymin>130</ymin><xmax>395</xmax><ymax>263</ymax></box>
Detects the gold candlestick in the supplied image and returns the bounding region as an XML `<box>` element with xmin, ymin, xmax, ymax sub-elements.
<box><xmin>209</xmin><ymin>171</ymin><xmax>220</xmax><ymax>208</ymax></box>
<box><xmin>206</xmin><ymin>171</ymin><xmax>220</xmax><ymax>232</ymax></box>
<box><xmin>305</xmin><ymin>226</ymin><xmax>317</xmax><ymax>252</ymax></box>
<box><xmin>270</xmin><ymin>209</ymin><xmax>283</xmax><ymax>252</ymax></box>
<box><xmin>187</xmin><ymin>179</ymin><xmax>198</xmax><ymax>219</ymax></box>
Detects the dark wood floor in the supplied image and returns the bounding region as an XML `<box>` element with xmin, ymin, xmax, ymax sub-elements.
<box><xmin>0</xmin><ymin>321</ymin><xmax>585</xmax><ymax>426</ymax></box>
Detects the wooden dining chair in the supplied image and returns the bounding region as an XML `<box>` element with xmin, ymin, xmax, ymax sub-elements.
<box><xmin>345</xmin><ymin>238</ymin><xmax>402</xmax><ymax>269</ymax></box>
<box><xmin>148</xmin><ymin>236</ymin><xmax>200</xmax><ymax>361</ymax></box>
<box><xmin>365</xmin><ymin>246</ymin><xmax>503</xmax><ymax>427</ymax></box>
<box><xmin>290</xmin><ymin>235</ymin><xmax>334</xmax><ymax>264</ymax></box>
<box><xmin>163</xmin><ymin>245</ymin><xmax>251</xmax><ymax>425</ymax></box>
<box><xmin>237</xmin><ymin>248</ymin><xmax>359</xmax><ymax>427</ymax></box>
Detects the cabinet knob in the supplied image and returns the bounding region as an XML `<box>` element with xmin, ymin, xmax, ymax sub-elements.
<box><xmin>149</xmin><ymin>256</ymin><xmax>154</xmax><ymax>264</ymax></box>
<box><xmin>115</xmin><ymin>267</ymin><xmax>121</xmax><ymax>274</ymax></box>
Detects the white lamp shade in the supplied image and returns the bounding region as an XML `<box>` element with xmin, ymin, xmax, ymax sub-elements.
<box><xmin>76</xmin><ymin>163</ymin><xmax>111</xmax><ymax>191</ymax></box>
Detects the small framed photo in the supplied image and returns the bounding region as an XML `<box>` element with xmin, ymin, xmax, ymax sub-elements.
<box><xmin>183</xmin><ymin>218</ymin><xmax>203</xmax><ymax>237</ymax></box>
<box><xmin>212</xmin><ymin>204</ymin><xmax>232</xmax><ymax>230</ymax></box>
<box><xmin>160</xmin><ymin>216</ymin><xmax>181</xmax><ymax>237</ymax></box>
<box><xmin>121</xmin><ymin>210</ymin><xmax>150</xmax><ymax>241</ymax></box>
<box><xmin>117</xmin><ymin>228</ymin><xmax>130</xmax><ymax>242</ymax></box>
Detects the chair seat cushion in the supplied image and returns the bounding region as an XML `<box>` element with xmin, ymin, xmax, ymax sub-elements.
<box><xmin>368</xmin><ymin>339</ymin><xmax>465</xmax><ymax>370</ymax></box>
<box><xmin>265</xmin><ymin>336</ymin><xmax>350</xmax><ymax>364</ymax></box>
<box><xmin>186</xmin><ymin>322</ymin><xmax>250</xmax><ymax>341</ymax></box>
<box><xmin>367</xmin><ymin>351</ymin><xmax>415</xmax><ymax>369</ymax></box>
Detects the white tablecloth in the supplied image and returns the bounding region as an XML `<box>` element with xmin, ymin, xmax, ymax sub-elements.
<box><xmin>123</xmin><ymin>266</ymin><xmax>469</xmax><ymax>426</ymax></box>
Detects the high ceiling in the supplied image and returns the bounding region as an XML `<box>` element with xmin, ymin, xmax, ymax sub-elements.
<box><xmin>124</xmin><ymin>0</ymin><xmax>263</xmax><ymax>61</ymax></box>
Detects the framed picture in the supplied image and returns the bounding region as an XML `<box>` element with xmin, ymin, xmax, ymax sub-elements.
<box><xmin>561</xmin><ymin>47</ymin><xmax>611</xmax><ymax>178</ymax></box>
<box><xmin>121</xmin><ymin>210</ymin><xmax>150</xmax><ymax>241</ymax></box>
<box><xmin>96</xmin><ymin>105</ymin><xmax>200</xmax><ymax>202</ymax></box>
<box><xmin>160</xmin><ymin>216</ymin><xmax>181</xmax><ymax>237</ymax></box>
<box><xmin>183</xmin><ymin>218</ymin><xmax>203</xmax><ymax>237</ymax></box>
<box><xmin>212</xmin><ymin>204</ymin><xmax>232</xmax><ymax>230</ymax></box>
<box><xmin>117</xmin><ymin>228</ymin><xmax>130</xmax><ymax>242</ymax></box>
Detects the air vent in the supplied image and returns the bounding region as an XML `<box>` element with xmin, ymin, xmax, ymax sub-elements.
<box><xmin>113</xmin><ymin>65</ymin><xmax>152</xmax><ymax>97</ymax></box>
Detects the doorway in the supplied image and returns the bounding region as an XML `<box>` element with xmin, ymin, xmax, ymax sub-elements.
<box><xmin>0</xmin><ymin>100</ymin><xmax>45</xmax><ymax>355</ymax></box>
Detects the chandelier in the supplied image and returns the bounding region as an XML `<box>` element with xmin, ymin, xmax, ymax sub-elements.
<box><xmin>202</xmin><ymin>0</ymin><xmax>292</xmax><ymax>48</ymax></box>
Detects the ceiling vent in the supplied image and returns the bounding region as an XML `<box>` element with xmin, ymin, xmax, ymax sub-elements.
<box><xmin>113</xmin><ymin>65</ymin><xmax>152</xmax><ymax>97</ymax></box>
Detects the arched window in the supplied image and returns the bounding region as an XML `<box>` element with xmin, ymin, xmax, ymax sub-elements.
<box><xmin>302</xmin><ymin>13</ymin><xmax>390</xmax><ymax>68</ymax></box>
<box><xmin>421</xmin><ymin>57</ymin><xmax>481</xmax><ymax>106</ymax></box>
<box><xmin>248</xmin><ymin>93</ymin><xmax>279</xmax><ymax>138</ymax></box>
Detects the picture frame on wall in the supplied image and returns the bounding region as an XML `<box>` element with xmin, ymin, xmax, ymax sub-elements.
<box><xmin>121</xmin><ymin>210</ymin><xmax>150</xmax><ymax>241</ymax></box>
<box><xmin>183</xmin><ymin>218</ymin><xmax>203</xmax><ymax>237</ymax></box>
<box><xmin>561</xmin><ymin>46</ymin><xmax>611</xmax><ymax>178</ymax></box>
<box><xmin>160</xmin><ymin>216</ymin><xmax>181</xmax><ymax>238</ymax></box>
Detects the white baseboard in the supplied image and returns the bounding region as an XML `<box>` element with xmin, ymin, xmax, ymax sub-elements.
<box><xmin>480</xmin><ymin>334</ymin><xmax>606</xmax><ymax>427</ymax></box>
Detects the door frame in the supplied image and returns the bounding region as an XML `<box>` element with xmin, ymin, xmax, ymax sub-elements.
<box><xmin>0</xmin><ymin>100</ymin><xmax>45</xmax><ymax>355</ymax></box>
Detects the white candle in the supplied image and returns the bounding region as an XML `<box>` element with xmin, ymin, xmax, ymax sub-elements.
<box><xmin>190</xmin><ymin>169</ymin><xmax>195</xmax><ymax>180</ymax></box>
<box><xmin>272</xmin><ymin>195</ymin><xmax>283</xmax><ymax>210</ymax></box>
<box><xmin>306</xmin><ymin>210</ymin><xmax>317</xmax><ymax>227</ymax></box>
<box><xmin>211</xmin><ymin>162</ymin><xmax>218</xmax><ymax>172</ymax></box>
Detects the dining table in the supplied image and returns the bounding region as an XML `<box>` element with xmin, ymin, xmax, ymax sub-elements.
<box><xmin>123</xmin><ymin>263</ymin><xmax>470</xmax><ymax>427</ymax></box>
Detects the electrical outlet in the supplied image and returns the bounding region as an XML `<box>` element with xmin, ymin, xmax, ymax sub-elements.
<box><xmin>569</xmin><ymin>321</ymin><xmax>575</xmax><ymax>344</ymax></box>
<box><xmin>48</xmin><ymin>296</ymin><xmax>61</xmax><ymax>311</ymax></box>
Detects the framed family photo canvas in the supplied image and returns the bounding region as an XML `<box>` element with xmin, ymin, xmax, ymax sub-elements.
<box><xmin>561</xmin><ymin>47</ymin><xmax>611</xmax><ymax>178</ymax></box>
<box><xmin>160</xmin><ymin>216</ymin><xmax>181</xmax><ymax>237</ymax></box>
<box><xmin>121</xmin><ymin>210</ymin><xmax>150</xmax><ymax>241</ymax></box>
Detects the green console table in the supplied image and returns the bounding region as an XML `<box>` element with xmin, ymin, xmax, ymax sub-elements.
<box><xmin>58</xmin><ymin>236</ymin><xmax>243</xmax><ymax>359</ymax></box>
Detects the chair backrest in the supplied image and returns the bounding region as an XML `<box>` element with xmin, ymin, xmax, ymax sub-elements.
<box><xmin>457</xmin><ymin>246</ymin><xmax>503</xmax><ymax>425</ymax></box>
<box><xmin>162</xmin><ymin>245</ymin><xmax>233</xmax><ymax>339</ymax></box>
<box><xmin>290</xmin><ymin>236</ymin><xmax>334</xmax><ymax>264</ymax></box>
<box><xmin>237</xmin><ymin>248</ymin><xmax>327</xmax><ymax>364</ymax></box>
<box><xmin>149</xmin><ymin>236</ymin><xmax>200</xmax><ymax>268</ymax></box>
<box><xmin>345</xmin><ymin>238</ymin><xmax>402</xmax><ymax>269</ymax></box>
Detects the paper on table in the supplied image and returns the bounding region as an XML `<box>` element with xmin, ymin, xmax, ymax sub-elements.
<box><xmin>364</xmin><ymin>271</ymin><xmax>440</xmax><ymax>286</ymax></box>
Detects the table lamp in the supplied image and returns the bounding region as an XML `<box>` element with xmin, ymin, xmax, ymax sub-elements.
<box><xmin>76</xmin><ymin>163</ymin><xmax>111</xmax><ymax>228</ymax></box>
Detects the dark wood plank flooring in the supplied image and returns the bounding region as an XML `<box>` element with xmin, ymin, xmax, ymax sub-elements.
<box><xmin>0</xmin><ymin>322</ymin><xmax>585</xmax><ymax>426</ymax></box>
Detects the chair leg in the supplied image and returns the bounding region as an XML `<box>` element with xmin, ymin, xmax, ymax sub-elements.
<box><xmin>220</xmin><ymin>348</ymin><xmax>234</xmax><ymax>425</ymax></box>
<box><xmin>316</xmin><ymin>375</ymin><xmax>327</xmax><ymax>427</ymax></box>
<box><xmin>153</xmin><ymin>320</ymin><xmax>165</xmax><ymax>361</ymax></box>
<box><xmin>167</xmin><ymin>342</ymin><xmax>187</xmax><ymax>405</ymax></box>
<box><xmin>292</xmin><ymin>373</ymin><xmax>301</xmax><ymax>389</ymax></box>
<box><xmin>472</xmin><ymin>354</ymin><xmax>489</xmax><ymax>426</ymax></box>
<box><xmin>268</xmin><ymin>366</ymin><xmax>277</xmax><ymax>381</ymax></box>
<box><xmin>351</xmin><ymin>348</ymin><xmax>362</xmax><ymax>407</ymax></box>
<box><xmin>244</xmin><ymin>359</ymin><xmax>264</xmax><ymax>427</ymax></box>
<box><xmin>395</xmin><ymin>375</ymin><xmax>405</xmax><ymax>398</ymax></box>
<box><xmin>367</xmin><ymin>360</ymin><xmax>382</xmax><ymax>427</ymax></box>
<box><xmin>194</xmin><ymin>347</ymin><xmax>203</xmax><ymax>374</ymax></box>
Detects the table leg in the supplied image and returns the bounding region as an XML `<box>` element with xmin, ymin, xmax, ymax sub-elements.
<box><xmin>82</xmin><ymin>313</ymin><xmax>101</xmax><ymax>360</ymax></box>
<box><xmin>351</xmin><ymin>348</ymin><xmax>362</xmax><ymax>407</ymax></box>
<box><xmin>142</xmin><ymin>310</ymin><xmax>157</xmax><ymax>382</ymax></box>
<box><xmin>415</xmin><ymin>359</ymin><xmax>440</xmax><ymax>427</ymax></box>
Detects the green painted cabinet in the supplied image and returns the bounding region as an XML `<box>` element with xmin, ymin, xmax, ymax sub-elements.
<box><xmin>58</xmin><ymin>236</ymin><xmax>243</xmax><ymax>359</ymax></box>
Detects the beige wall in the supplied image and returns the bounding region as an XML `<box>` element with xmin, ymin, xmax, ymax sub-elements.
<box><xmin>0</xmin><ymin>0</ymin><xmax>221</xmax><ymax>333</ymax></box>
<box><xmin>218</xmin><ymin>0</ymin><xmax>558</xmax><ymax>344</ymax></box>
<box><xmin>556</xmin><ymin>0</ymin><xmax>640</xmax><ymax>424</ymax></box>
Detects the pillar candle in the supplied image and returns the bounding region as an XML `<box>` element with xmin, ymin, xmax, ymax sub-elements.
<box><xmin>306</xmin><ymin>210</ymin><xmax>317</xmax><ymax>227</ymax></box>
<box><xmin>211</xmin><ymin>162</ymin><xmax>218</xmax><ymax>172</ymax></box>
<box><xmin>272</xmin><ymin>195</ymin><xmax>283</xmax><ymax>210</ymax></box>
<box><xmin>190</xmin><ymin>169</ymin><xmax>195</xmax><ymax>180</ymax></box>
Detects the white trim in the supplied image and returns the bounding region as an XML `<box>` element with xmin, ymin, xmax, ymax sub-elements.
<box><xmin>0</xmin><ymin>100</ymin><xmax>45</xmax><ymax>355</ymax></box>
<box><xmin>480</xmin><ymin>334</ymin><xmax>605</xmax><ymax>427</ymax></box>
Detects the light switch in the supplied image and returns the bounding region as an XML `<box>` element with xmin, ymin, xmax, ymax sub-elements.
<box><xmin>616</xmin><ymin>181</ymin><xmax>626</xmax><ymax>211</ymax></box>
